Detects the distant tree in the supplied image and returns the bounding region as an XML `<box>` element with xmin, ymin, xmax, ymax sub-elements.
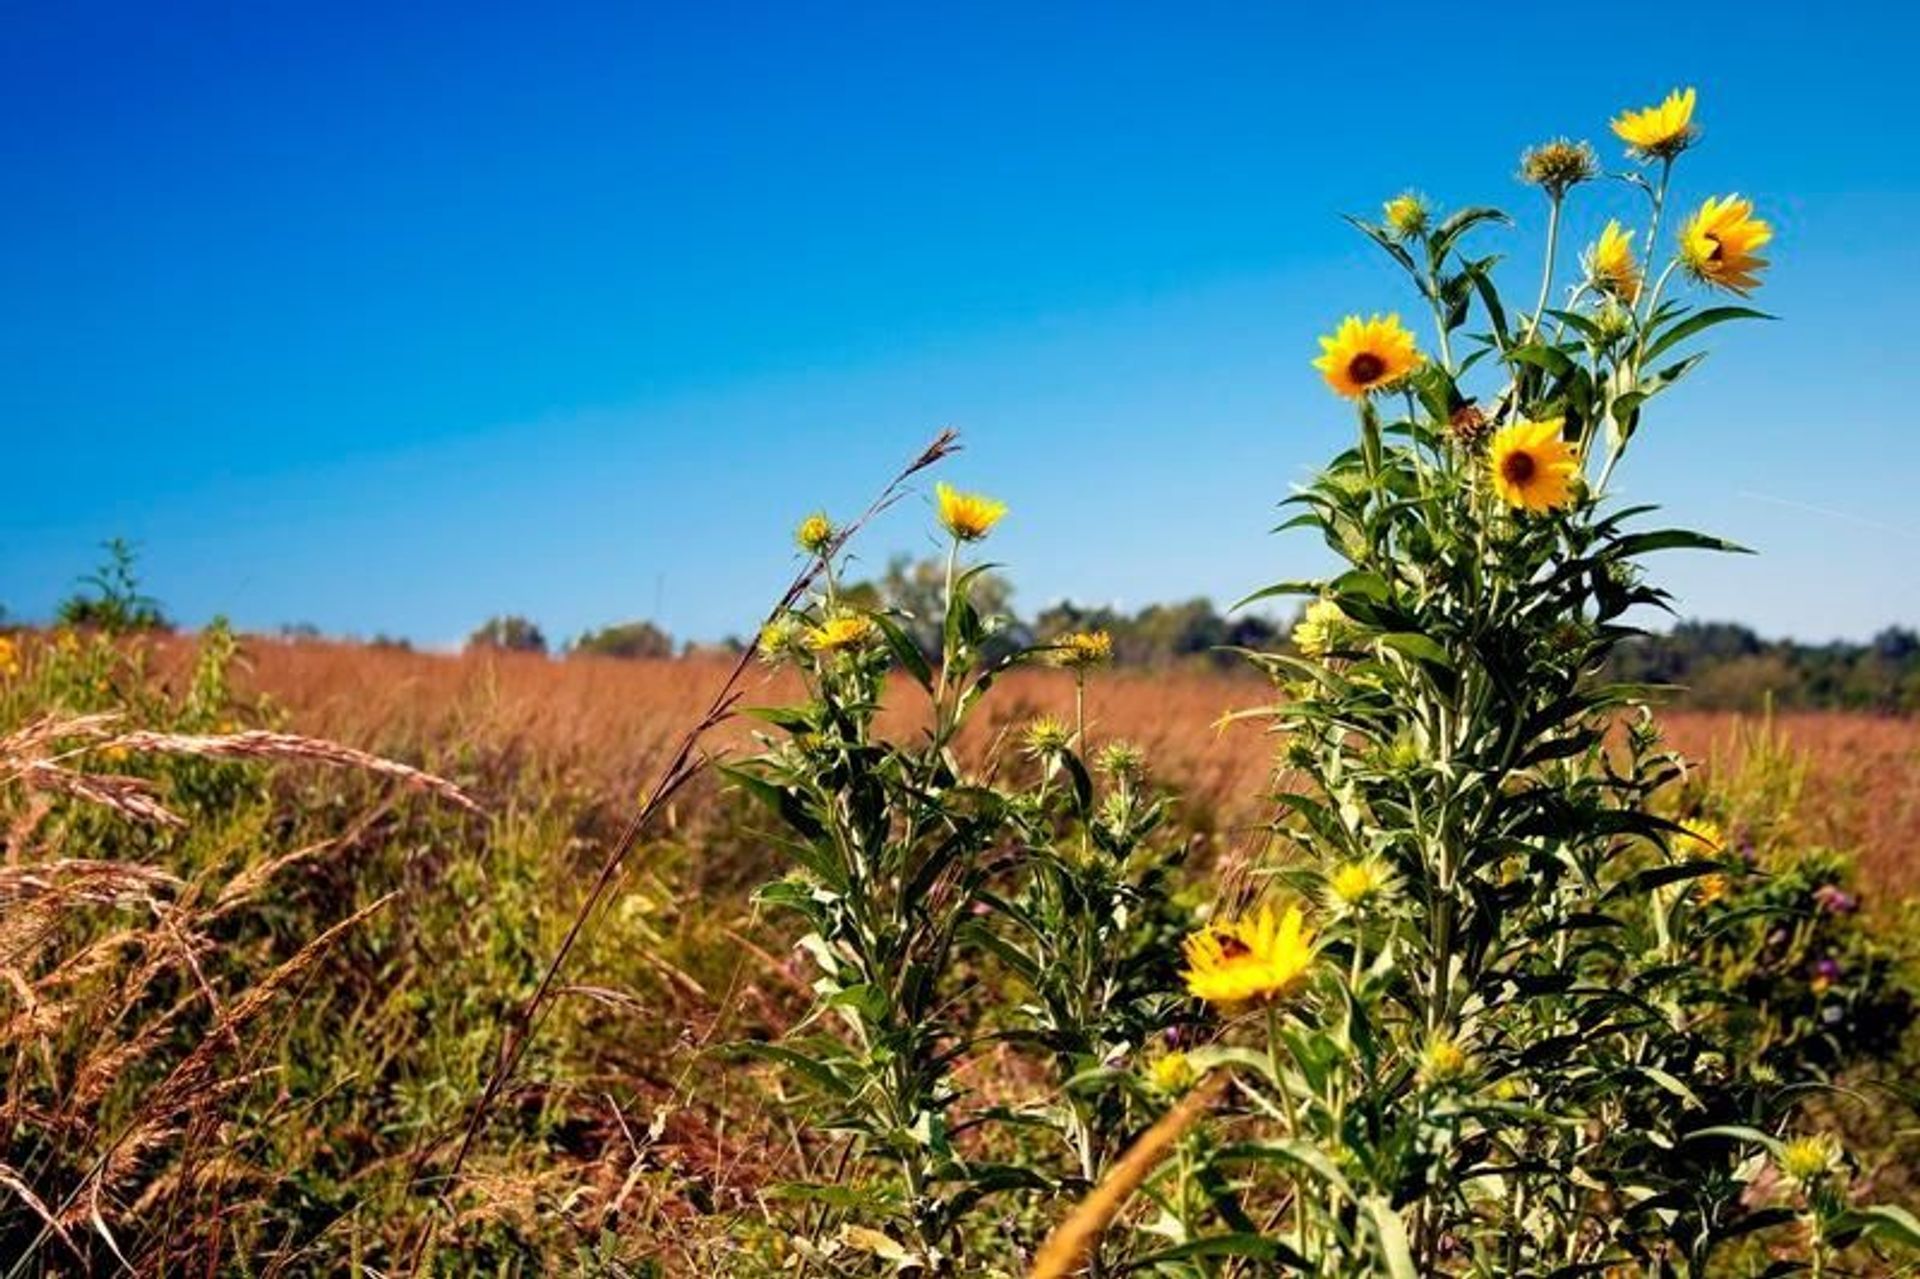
<box><xmin>570</xmin><ymin>619</ymin><xmax>675</xmax><ymax>660</ymax></box>
<box><xmin>278</xmin><ymin>622</ymin><xmax>323</xmax><ymax>641</ymax></box>
<box><xmin>467</xmin><ymin>615</ymin><xmax>548</xmax><ymax>655</ymax></box>
<box><xmin>846</xmin><ymin>555</ymin><xmax>1025</xmax><ymax>660</ymax></box>
<box><xmin>58</xmin><ymin>538</ymin><xmax>169</xmax><ymax>634</ymax></box>
<box><xmin>369</xmin><ymin>633</ymin><xmax>414</xmax><ymax>651</ymax></box>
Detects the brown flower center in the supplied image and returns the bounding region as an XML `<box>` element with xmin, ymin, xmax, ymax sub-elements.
<box><xmin>1704</xmin><ymin>232</ymin><xmax>1725</xmax><ymax>263</ymax></box>
<box><xmin>1346</xmin><ymin>352</ymin><xmax>1387</xmax><ymax>385</ymax></box>
<box><xmin>1216</xmin><ymin>935</ymin><xmax>1252</xmax><ymax>960</ymax></box>
<box><xmin>1501</xmin><ymin>449</ymin><xmax>1537</xmax><ymax>485</ymax></box>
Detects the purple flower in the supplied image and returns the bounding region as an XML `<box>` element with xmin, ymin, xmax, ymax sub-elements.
<box><xmin>1811</xmin><ymin>957</ymin><xmax>1843</xmax><ymax>993</ymax></box>
<box><xmin>1813</xmin><ymin>884</ymin><xmax>1859</xmax><ymax>915</ymax></box>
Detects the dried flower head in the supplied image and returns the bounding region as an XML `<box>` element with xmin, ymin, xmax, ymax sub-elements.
<box><xmin>1447</xmin><ymin>402</ymin><xmax>1492</xmax><ymax>447</ymax></box>
<box><xmin>1520</xmin><ymin>139</ymin><xmax>1599</xmax><ymax>198</ymax></box>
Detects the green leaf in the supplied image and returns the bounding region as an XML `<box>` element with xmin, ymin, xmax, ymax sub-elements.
<box><xmin>1363</xmin><ymin>1195</ymin><xmax>1418</xmax><ymax>1279</ymax></box>
<box><xmin>1641</xmin><ymin>305</ymin><xmax>1773</xmax><ymax>364</ymax></box>
<box><xmin>1122</xmin><ymin>1234</ymin><xmax>1310</xmax><ymax>1271</ymax></box>
<box><xmin>1830</xmin><ymin>1203</ymin><xmax>1920</xmax><ymax>1250</ymax></box>
<box><xmin>736</xmin><ymin>1041</ymin><xmax>857</xmax><ymax>1099</ymax></box>
<box><xmin>1374</xmin><ymin>631</ymin><xmax>1453</xmax><ymax>670</ymax></box>
<box><xmin>870</xmin><ymin>612</ymin><xmax>933</xmax><ymax>691</ymax></box>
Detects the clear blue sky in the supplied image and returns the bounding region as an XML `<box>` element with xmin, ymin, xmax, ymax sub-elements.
<box><xmin>4</xmin><ymin>3</ymin><xmax>1915</xmax><ymax>647</ymax></box>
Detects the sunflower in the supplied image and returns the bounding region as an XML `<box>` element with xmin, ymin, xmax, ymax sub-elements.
<box><xmin>806</xmin><ymin>614</ymin><xmax>878</xmax><ymax>654</ymax></box>
<box><xmin>1180</xmin><ymin>903</ymin><xmax>1316</xmax><ymax>1008</ymax></box>
<box><xmin>1611</xmin><ymin>87</ymin><xmax>1697</xmax><ymax>160</ymax></box>
<box><xmin>1679</xmin><ymin>194</ymin><xmax>1772</xmax><ymax>295</ymax></box>
<box><xmin>1487</xmin><ymin>419</ymin><xmax>1579</xmax><ymax>513</ymax></box>
<box><xmin>1051</xmin><ymin>629</ymin><xmax>1113</xmax><ymax>670</ymax></box>
<box><xmin>1587</xmin><ymin>219</ymin><xmax>1641</xmax><ymax>302</ymax></box>
<box><xmin>935</xmin><ymin>482</ymin><xmax>1007</xmax><ymax>542</ymax></box>
<box><xmin>1382</xmin><ymin>191</ymin><xmax>1429</xmax><ymax>238</ymax></box>
<box><xmin>1326</xmin><ymin>859</ymin><xmax>1394</xmax><ymax>912</ymax></box>
<box><xmin>1776</xmin><ymin>1133</ymin><xmax>1845</xmax><ymax>1189</ymax></box>
<box><xmin>1311</xmin><ymin>314</ymin><xmax>1422</xmax><ymax>398</ymax></box>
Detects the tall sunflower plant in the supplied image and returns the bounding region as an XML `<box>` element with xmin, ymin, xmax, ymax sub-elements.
<box><xmin>736</xmin><ymin>491</ymin><xmax>1193</xmax><ymax>1273</ymax></box>
<box><xmin>1108</xmin><ymin>89</ymin><xmax>1916</xmax><ymax>1275</ymax></box>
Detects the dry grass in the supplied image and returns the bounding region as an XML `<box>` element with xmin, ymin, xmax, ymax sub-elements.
<box><xmin>192</xmin><ymin>638</ymin><xmax>1920</xmax><ymax>894</ymax></box>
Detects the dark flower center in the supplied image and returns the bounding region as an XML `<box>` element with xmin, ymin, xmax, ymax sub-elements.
<box><xmin>1501</xmin><ymin>450</ymin><xmax>1537</xmax><ymax>485</ymax></box>
<box><xmin>1704</xmin><ymin>232</ymin><xmax>1725</xmax><ymax>263</ymax></box>
<box><xmin>1217</xmin><ymin>935</ymin><xmax>1252</xmax><ymax>960</ymax></box>
<box><xmin>1347</xmin><ymin>352</ymin><xmax>1387</xmax><ymax>385</ymax></box>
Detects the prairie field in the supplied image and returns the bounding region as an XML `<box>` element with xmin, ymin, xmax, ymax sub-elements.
<box><xmin>209</xmin><ymin>638</ymin><xmax>1920</xmax><ymax>896</ymax></box>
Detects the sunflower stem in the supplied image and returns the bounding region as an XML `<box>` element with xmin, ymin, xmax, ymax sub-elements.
<box><xmin>1522</xmin><ymin>195</ymin><xmax>1564</xmax><ymax>346</ymax></box>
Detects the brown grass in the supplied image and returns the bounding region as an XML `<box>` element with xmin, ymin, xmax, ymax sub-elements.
<box><xmin>194</xmin><ymin>639</ymin><xmax>1920</xmax><ymax>895</ymax></box>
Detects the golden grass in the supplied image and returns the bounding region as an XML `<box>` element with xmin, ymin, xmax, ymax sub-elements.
<box><xmin>193</xmin><ymin>639</ymin><xmax>1920</xmax><ymax>895</ymax></box>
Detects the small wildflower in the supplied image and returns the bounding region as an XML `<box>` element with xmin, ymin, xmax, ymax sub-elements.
<box><xmin>1611</xmin><ymin>87</ymin><xmax>1698</xmax><ymax>161</ymax></box>
<box><xmin>935</xmin><ymin>482</ymin><xmax>1007</xmax><ymax>542</ymax></box>
<box><xmin>1181</xmin><ymin>904</ymin><xmax>1316</xmax><ymax>1009</ymax></box>
<box><xmin>1311</xmin><ymin>313</ymin><xmax>1423</xmax><ymax>398</ymax></box>
<box><xmin>1587</xmin><ymin>219</ymin><xmax>1642</xmax><ymax>302</ymax></box>
<box><xmin>1681</xmin><ymin>819</ymin><xmax>1724</xmax><ymax>854</ymax></box>
<box><xmin>1695</xmin><ymin>873</ymin><xmax>1732</xmax><ymax>905</ymax></box>
<box><xmin>1679</xmin><ymin>194</ymin><xmax>1772</xmax><ymax>295</ymax></box>
<box><xmin>1327</xmin><ymin>859</ymin><xmax>1390</xmax><ymax>910</ymax></box>
<box><xmin>1775</xmin><ymin>1133</ymin><xmax>1844</xmax><ymax>1189</ymax></box>
<box><xmin>1594</xmin><ymin>299</ymin><xmax>1634</xmax><ymax>342</ymax></box>
<box><xmin>1810</xmin><ymin>957</ymin><xmax>1842</xmax><ymax>994</ymax></box>
<box><xmin>1421</xmin><ymin>1033</ymin><xmax>1473</xmax><ymax>1085</ymax></box>
<box><xmin>0</xmin><ymin>635</ymin><xmax>18</xmax><ymax>679</ymax></box>
<box><xmin>1022</xmin><ymin>716</ymin><xmax>1072</xmax><ymax>759</ymax></box>
<box><xmin>1147</xmin><ymin>1051</ymin><xmax>1198</xmax><ymax>1095</ymax></box>
<box><xmin>1291</xmin><ymin>599</ymin><xmax>1353</xmax><ymax>658</ymax></box>
<box><xmin>1382</xmin><ymin>191</ymin><xmax>1429</xmax><ymax>238</ymax></box>
<box><xmin>1051</xmin><ymin>630</ymin><xmax>1113</xmax><ymax>670</ymax></box>
<box><xmin>758</xmin><ymin>615</ymin><xmax>808</xmax><ymax>665</ymax></box>
<box><xmin>794</xmin><ymin>511</ymin><xmax>835</xmax><ymax>555</ymax></box>
<box><xmin>806</xmin><ymin>614</ymin><xmax>878</xmax><ymax>655</ymax></box>
<box><xmin>1096</xmin><ymin>739</ymin><xmax>1146</xmax><ymax>780</ymax></box>
<box><xmin>1520</xmin><ymin>139</ymin><xmax>1598</xmax><ymax>198</ymax></box>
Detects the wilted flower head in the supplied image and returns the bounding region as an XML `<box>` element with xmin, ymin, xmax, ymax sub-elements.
<box><xmin>1679</xmin><ymin>194</ymin><xmax>1772</xmax><ymax>295</ymax></box>
<box><xmin>1520</xmin><ymin>139</ymin><xmax>1598</xmax><ymax>198</ymax></box>
<box><xmin>935</xmin><ymin>481</ymin><xmax>1007</xmax><ymax>542</ymax></box>
<box><xmin>757</xmin><ymin>614</ymin><xmax>808</xmax><ymax>665</ymax></box>
<box><xmin>1611</xmin><ymin>87</ymin><xmax>1698</xmax><ymax>161</ymax></box>
<box><xmin>1022</xmin><ymin>715</ymin><xmax>1072</xmax><ymax>759</ymax></box>
<box><xmin>794</xmin><ymin>511</ymin><xmax>835</xmax><ymax>555</ymax></box>
<box><xmin>1813</xmin><ymin>883</ymin><xmax>1860</xmax><ymax>915</ymax></box>
<box><xmin>1382</xmin><ymin>190</ymin><xmax>1430</xmax><ymax>238</ymax></box>
<box><xmin>1181</xmin><ymin>904</ymin><xmax>1316</xmax><ymax>1009</ymax></box>
<box><xmin>1776</xmin><ymin>1132</ymin><xmax>1844</xmax><ymax>1189</ymax></box>
<box><xmin>806</xmin><ymin>613</ymin><xmax>879</xmax><ymax>655</ymax></box>
<box><xmin>1292</xmin><ymin>598</ymin><xmax>1354</xmax><ymax>658</ymax></box>
<box><xmin>1096</xmin><ymin>739</ymin><xmax>1146</xmax><ymax>781</ymax></box>
<box><xmin>1447</xmin><ymin>402</ymin><xmax>1492</xmax><ymax>448</ymax></box>
<box><xmin>1052</xmin><ymin>629</ymin><xmax>1113</xmax><ymax>670</ymax></box>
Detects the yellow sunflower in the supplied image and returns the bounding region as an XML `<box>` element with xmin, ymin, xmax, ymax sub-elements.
<box><xmin>1611</xmin><ymin>87</ymin><xmax>1698</xmax><ymax>160</ymax></box>
<box><xmin>1311</xmin><ymin>314</ymin><xmax>1422</xmax><ymax>398</ymax></box>
<box><xmin>1180</xmin><ymin>903</ymin><xmax>1316</xmax><ymax>1008</ymax></box>
<box><xmin>1487</xmin><ymin>419</ymin><xmax>1579</xmax><ymax>513</ymax></box>
<box><xmin>935</xmin><ymin>482</ymin><xmax>1007</xmax><ymax>542</ymax></box>
<box><xmin>1679</xmin><ymin>194</ymin><xmax>1773</xmax><ymax>295</ymax></box>
<box><xmin>1588</xmin><ymin>219</ymin><xmax>1641</xmax><ymax>302</ymax></box>
<box><xmin>806</xmin><ymin>614</ymin><xmax>878</xmax><ymax>654</ymax></box>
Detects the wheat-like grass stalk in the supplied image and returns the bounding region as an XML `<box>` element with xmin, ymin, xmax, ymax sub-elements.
<box><xmin>1029</xmin><ymin>1073</ymin><xmax>1226</xmax><ymax>1279</ymax></box>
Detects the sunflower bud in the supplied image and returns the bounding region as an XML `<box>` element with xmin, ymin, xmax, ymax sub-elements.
<box><xmin>1382</xmin><ymin>191</ymin><xmax>1430</xmax><ymax>239</ymax></box>
<box><xmin>794</xmin><ymin>511</ymin><xmax>835</xmax><ymax>555</ymax></box>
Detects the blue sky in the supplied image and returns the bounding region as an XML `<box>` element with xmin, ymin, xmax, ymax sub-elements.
<box><xmin>3</xmin><ymin>2</ymin><xmax>1915</xmax><ymax>647</ymax></box>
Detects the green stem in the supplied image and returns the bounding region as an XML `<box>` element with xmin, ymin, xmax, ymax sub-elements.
<box><xmin>1522</xmin><ymin>194</ymin><xmax>1564</xmax><ymax>346</ymax></box>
